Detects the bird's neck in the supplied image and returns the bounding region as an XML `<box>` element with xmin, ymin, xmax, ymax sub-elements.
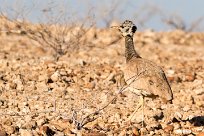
<box><xmin>125</xmin><ymin>35</ymin><xmax>141</xmax><ymax>62</ymax></box>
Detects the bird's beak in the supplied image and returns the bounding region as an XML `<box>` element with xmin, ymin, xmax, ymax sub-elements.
<box><xmin>110</xmin><ymin>26</ymin><xmax>119</xmax><ymax>29</ymax></box>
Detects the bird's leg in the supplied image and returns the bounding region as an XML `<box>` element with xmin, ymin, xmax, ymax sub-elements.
<box><xmin>141</xmin><ymin>95</ymin><xmax>144</xmax><ymax>128</ymax></box>
<box><xmin>126</xmin><ymin>95</ymin><xmax>143</xmax><ymax>122</ymax></box>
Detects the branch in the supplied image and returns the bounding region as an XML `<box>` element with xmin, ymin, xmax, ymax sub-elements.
<box><xmin>73</xmin><ymin>69</ymin><xmax>147</xmax><ymax>130</ymax></box>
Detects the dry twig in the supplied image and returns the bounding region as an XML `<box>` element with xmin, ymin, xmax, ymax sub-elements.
<box><xmin>72</xmin><ymin>70</ymin><xmax>147</xmax><ymax>130</ymax></box>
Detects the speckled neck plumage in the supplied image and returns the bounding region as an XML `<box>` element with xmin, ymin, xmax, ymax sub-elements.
<box><xmin>125</xmin><ymin>35</ymin><xmax>141</xmax><ymax>62</ymax></box>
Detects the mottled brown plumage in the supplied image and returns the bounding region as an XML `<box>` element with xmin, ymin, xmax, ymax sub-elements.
<box><xmin>124</xmin><ymin>57</ymin><xmax>173</xmax><ymax>103</ymax></box>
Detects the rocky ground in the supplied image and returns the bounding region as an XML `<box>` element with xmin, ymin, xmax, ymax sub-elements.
<box><xmin>0</xmin><ymin>18</ymin><xmax>204</xmax><ymax>135</ymax></box>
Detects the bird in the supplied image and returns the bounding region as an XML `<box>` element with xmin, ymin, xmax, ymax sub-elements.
<box><xmin>111</xmin><ymin>20</ymin><xmax>173</xmax><ymax>126</ymax></box>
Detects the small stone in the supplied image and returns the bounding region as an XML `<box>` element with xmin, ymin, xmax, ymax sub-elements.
<box><xmin>39</xmin><ymin>126</ymin><xmax>55</xmax><ymax>136</ymax></box>
<box><xmin>140</xmin><ymin>127</ymin><xmax>148</xmax><ymax>135</ymax></box>
<box><xmin>174</xmin><ymin>112</ymin><xmax>183</xmax><ymax>120</ymax></box>
<box><xmin>2</xmin><ymin>118</ymin><xmax>13</xmax><ymax>126</ymax></box>
<box><xmin>5</xmin><ymin>126</ymin><xmax>15</xmax><ymax>135</ymax></box>
<box><xmin>21</xmin><ymin>107</ymin><xmax>30</xmax><ymax>113</ymax></box>
<box><xmin>173</xmin><ymin>122</ymin><xmax>181</xmax><ymax>130</ymax></box>
<box><xmin>191</xmin><ymin>126</ymin><xmax>203</xmax><ymax>133</ymax></box>
<box><xmin>16</xmin><ymin>82</ymin><xmax>24</xmax><ymax>91</ymax></box>
<box><xmin>50</xmin><ymin>119</ymin><xmax>72</xmax><ymax>131</ymax></box>
<box><xmin>174</xmin><ymin>129</ymin><xmax>191</xmax><ymax>135</ymax></box>
<box><xmin>35</xmin><ymin>82</ymin><xmax>48</xmax><ymax>92</ymax></box>
<box><xmin>83</xmin><ymin>82</ymin><xmax>95</xmax><ymax>90</ymax></box>
<box><xmin>118</xmin><ymin>129</ymin><xmax>127</xmax><ymax>136</ymax></box>
<box><xmin>185</xmin><ymin>72</ymin><xmax>195</xmax><ymax>82</ymax></box>
<box><xmin>9</xmin><ymin>82</ymin><xmax>17</xmax><ymax>89</ymax></box>
<box><xmin>54</xmin><ymin>131</ymin><xmax>64</xmax><ymax>136</ymax></box>
<box><xmin>36</xmin><ymin>118</ymin><xmax>47</xmax><ymax>126</ymax></box>
<box><xmin>59</xmin><ymin>70</ymin><xmax>67</xmax><ymax>76</ymax></box>
<box><xmin>0</xmin><ymin>130</ymin><xmax>7</xmax><ymax>136</ymax></box>
<box><xmin>114</xmin><ymin>112</ymin><xmax>121</xmax><ymax>121</ymax></box>
<box><xmin>193</xmin><ymin>79</ymin><xmax>203</xmax><ymax>87</ymax></box>
<box><xmin>16</xmin><ymin>120</ymin><xmax>26</xmax><ymax>128</ymax></box>
<box><xmin>164</xmin><ymin>125</ymin><xmax>174</xmax><ymax>133</ymax></box>
<box><xmin>167</xmin><ymin>69</ymin><xmax>175</xmax><ymax>75</ymax></box>
<box><xmin>31</xmin><ymin>130</ymin><xmax>38</xmax><ymax>136</ymax></box>
<box><xmin>50</xmin><ymin>71</ymin><xmax>60</xmax><ymax>82</ymax></box>
<box><xmin>183</xmin><ymin>106</ymin><xmax>190</xmax><ymax>113</ymax></box>
<box><xmin>84</xmin><ymin>132</ymin><xmax>106</xmax><ymax>136</ymax></box>
<box><xmin>22</xmin><ymin>121</ymin><xmax>36</xmax><ymax>129</ymax></box>
<box><xmin>19</xmin><ymin>129</ymin><xmax>32</xmax><ymax>136</ymax></box>
<box><xmin>63</xmin><ymin>128</ymin><xmax>72</xmax><ymax>135</ymax></box>
<box><xmin>149</xmin><ymin>131</ymin><xmax>155</xmax><ymax>135</ymax></box>
<box><xmin>38</xmin><ymin>75</ymin><xmax>48</xmax><ymax>82</ymax></box>
<box><xmin>197</xmin><ymin>132</ymin><xmax>204</xmax><ymax>136</ymax></box>
<box><xmin>97</xmin><ymin>121</ymin><xmax>105</xmax><ymax>129</ymax></box>
<box><xmin>132</xmin><ymin>127</ymin><xmax>140</xmax><ymax>136</ymax></box>
<box><xmin>167</xmin><ymin>76</ymin><xmax>175</xmax><ymax>82</ymax></box>
<box><xmin>195</xmin><ymin>88</ymin><xmax>204</xmax><ymax>95</ymax></box>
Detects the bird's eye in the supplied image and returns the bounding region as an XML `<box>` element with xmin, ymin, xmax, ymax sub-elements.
<box><xmin>132</xmin><ymin>26</ymin><xmax>137</xmax><ymax>33</ymax></box>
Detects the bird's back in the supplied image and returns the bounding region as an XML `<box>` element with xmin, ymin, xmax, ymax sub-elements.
<box><xmin>124</xmin><ymin>57</ymin><xmax>173</xmax><ymax>102</ymax></box>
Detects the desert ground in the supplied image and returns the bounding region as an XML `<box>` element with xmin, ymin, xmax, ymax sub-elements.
<box><xmin>0</xmin><ymin>17</ymin><xmax>204</xmax><ymax>135</ymax></box>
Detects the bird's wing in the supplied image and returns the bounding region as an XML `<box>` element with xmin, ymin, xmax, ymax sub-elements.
<box><xmin>124</xmin><ymin>58</ymin><xmax>173</xmax><ymax>100</ymax></box>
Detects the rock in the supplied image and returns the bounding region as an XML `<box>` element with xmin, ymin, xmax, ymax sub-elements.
<box><xmin>50</xmin><ymin>119</ymin><xmax>72</xmax><ymax>131</ymax></box>
<box><xmin>38</xmin><ymin>74</ymin><xmax>48</xmax><ymax>82</ymax></box>
<box><xmin>19</xmin><ymin>129</ymin><xmax>33</xmax><ymax>136</ymax></box>
<box><xmin>193</xmin><ymin>79</ymin><xmax>203</xmax><ymax>87</ymax></box>
<box><xmin>183</xmin><ymin>105</ymin><xmax>191</xmax><ymax>112</ymax></box>
<box><xmin>197</xmin><ymin>132</ymin><xmax>204</xmax><ymax>136</ymax></box>
<box><xmin>174</xmin><ymin>112</ymin><xmax>183</xmax><ymax>120</ymax></box>
<box><xmin>35</xmin><ymin>82</ymin><xmax>48</xmax><ymax>92</ymax></box>
<box><xmin>16</xmin><ymin>81</ymin><xmax>24</xmax><ymax>91</ymax></box>
<box><xmin>174</xmin><ymin>129</ymin><xmax>191</xmax><ymax>135</ymax></box>
<box><xmin>83</xmin><ymin>82</ymin><xmax>95</xmax><ymax>90</ymax></box>
<box><xmin>118</xmin><ymin>129</ymin><xmax>127</xmax><ymax>136</ymax></box>
<box><xmin>195</xmin><ymin>88</ymin><xmax>204</xmax><ymax>95</ymax></box>
<box><xmin>16</xmin><ymin>120</ymin><xmax>26</xmax><ymax>128</ymax></box>
<box><xmin>99</xmin><ymin>120</ymin><xmax>109</xmax><ymax>130</ymax></box>
<box><xmin>63</xmin><ymin>128</ymin><xmax>73</xmax><ymax>135</ymax></box>
<box><xmin>164</xmin><ymin>125</ymin><xmax>174</xmax><ymax>133</ymax></box>
<box><xmin>173</xmin><ymin>122</ymin><xmax>181</xmax><ymax>130</ymax></box>
<box><xmin>185</xmin><ymin>72</ymin><xmax>196</xmax><ymax>82</ymax></box>
<box><xmin>50</xmin><ymin>71</ymin><xmax>60</xmax><ymax>82</ymax></box>
<box><xmin>4</xmin><ymin>126</ymin><xmax>15</xmax><ymax>135</ymax></box>
<box><xmin>83</xmin><ymin>132</ymin><xmax>106</xmax><ymax>136</ymax></box>
<box><xmin>9</xmin><ymin>82</ymin><xmax>17</xmax><ymax>89</ymax></box>
<box><xmin>21</xmin><ymin>106</ymin><xmax>30</xmax><ymax>113</ymax></box>
<box><xmin>54</xmin><ymin>131</ymin><xmax>64</xmax><ymax>136</ymax></box>
<box><xmin>39</xmin><ymin>126</ymin><xmax>55</xmax><ymax>136</ymax></box>
<box><xmin>191</xmin><ymin>126</ymin><xmax>203</xmax><ymax>134</ymax></box>
<box><xmin>2</xmin><ymin>118</ymin><xmax>13</xmax><ymax>126</ymax></box>
<box><xmin>140</xmin><ymin>127</ymin><xmax>148</xmax><ymax>135</ymax></box>
<box><xmin>0</xmin><ymin>130</ymin><xmax>7</xmax><ymax>136</ymax></box>
<box><xmin>22</xmin><ymin>120</ymin><xmax>36</xmax><ymax>129</ymax></box>
<box><xmin>132</xmin><ymin>127</ymin><xmax>140</xmax><ymax>136</ymax></box>
<box><xmin>36</xmin><ymin>118</ymin><xmax>48</xmax><ymax>126</ymax></box>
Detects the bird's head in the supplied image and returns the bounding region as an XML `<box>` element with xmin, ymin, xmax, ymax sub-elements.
<box><xmin>111</xmin><ymin>20</ymin><xmax>137</xmax><ymax>37</ymax></box>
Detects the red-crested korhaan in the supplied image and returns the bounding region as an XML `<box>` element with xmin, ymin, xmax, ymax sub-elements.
<box><xmin>112</xmin><ymin>20</ymin><xmax>173</xmax><ymax>126</ymax></box>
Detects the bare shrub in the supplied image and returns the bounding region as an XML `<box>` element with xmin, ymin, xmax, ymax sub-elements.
<box><xmin>1</xmin><ymin>15</ymin><xmax>94</xmax><ymax>60</ymax></box>
<box><xmin>162</xmin><ymin>14</ymin><xmax>204</xmax><ymax>32</ymax></box>
<box><xmin>0</xmin><ymin>1</ymin><xmax>95</xmax><ymax>60</ymax></box>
